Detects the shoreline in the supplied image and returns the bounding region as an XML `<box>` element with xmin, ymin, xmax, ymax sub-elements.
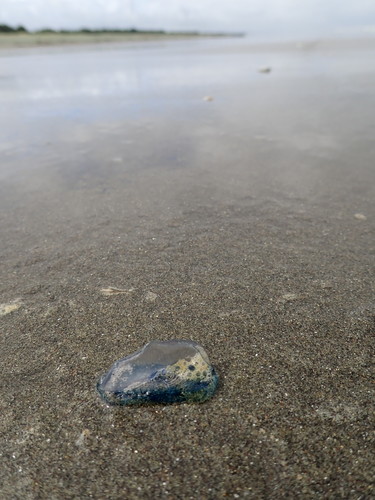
<box><xmin>0</xmin><ymin>31</ymin><xmax>242</xmax><ymax>49</ymax></box>
<box><xmin>1</xmin><ymin>33</ymin><xmax>375</xmax><ymax>54</ymax></box>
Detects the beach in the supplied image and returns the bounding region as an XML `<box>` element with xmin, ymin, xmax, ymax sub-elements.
<box><xmin>0</xmin><ymin>36</ymin><xmax>374</xmax><ymax>498</ymax></box>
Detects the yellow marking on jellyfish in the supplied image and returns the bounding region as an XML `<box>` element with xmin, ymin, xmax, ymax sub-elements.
<box><xmin>166</xmin><ymin>353</ymin><xmax>211</xmax><ymax>381</ymax></box>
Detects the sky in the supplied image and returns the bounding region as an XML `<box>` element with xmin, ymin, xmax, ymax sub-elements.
<box><xmin>1</xmin><ymin>0</ymin><xmax>375</xmax><ymax>39</ymax></box>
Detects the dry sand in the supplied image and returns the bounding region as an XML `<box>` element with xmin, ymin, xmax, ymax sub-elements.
<box><xmin>0</xmin><ymin>36</ymin><xmax>374</xmax><ymax>498</ymax></box>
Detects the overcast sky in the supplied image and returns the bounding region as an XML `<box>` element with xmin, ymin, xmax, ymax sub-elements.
<box><xmin>1</xmin><ymin>0</ymin><xmax>375</xmax><ymax>39</ymax></box>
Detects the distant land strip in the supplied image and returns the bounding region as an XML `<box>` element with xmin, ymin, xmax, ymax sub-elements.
<box><xmin>0</xmin><ymin>23</ymin><xmax>243</xmax><ymax>38</ymax></box>
<box><xmin>0</xmin><ymin>23</ymin><xmax>244</xmax><ymax>49</ymax></box>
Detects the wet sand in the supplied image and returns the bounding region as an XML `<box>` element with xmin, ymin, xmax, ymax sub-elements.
<box><xmin>0</xmin><ymin>37</ymin><xmax>374</xmax><ymax>498</ymax></box>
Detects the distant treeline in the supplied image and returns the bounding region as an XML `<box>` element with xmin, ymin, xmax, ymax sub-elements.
<box><xmin>37</xmin><ymin>28</ymin><xmax>166</xmax><ymax>34</ymax></box>
<box><xmin>0</xmin><ymin>24</ymin><xmax>27</xmax><ymax>33</ymax></box>
<box><xmin>0</xmin><ymin>23</ymin><xmax>243</xmax><ymax>37</ymax></box>
<box><xmin>0</xmin><ymin>24</ymin><xmax>167</xmax><ymax>34</ymax></box>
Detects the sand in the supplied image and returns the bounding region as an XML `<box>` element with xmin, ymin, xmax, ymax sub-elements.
<box><xmin>0</xmin><ymin>36</ymin><xmax>374</xmax><ymax>499</ymax></box>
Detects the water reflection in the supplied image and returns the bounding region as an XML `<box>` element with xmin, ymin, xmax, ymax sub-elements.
<box><xmin>0</xmin><ymin>38</ymin><xmax>374</xmax><ymax>107</ymax></box>
<box><xmin>1</xmin><ymin>37</ymin><xmax>375</xmax><ymax>195</ymax></box>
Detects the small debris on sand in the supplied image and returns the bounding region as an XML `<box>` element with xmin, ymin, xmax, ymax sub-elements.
<box><xmin>144</xmin><ymin>291</ymin><xmax>158</xmax><ymax>302</ymax></box>
<box><xmin>354</xmin><ymin>213</ymin><xmax>367</xmax><ymax>220</ymax></box>
<box><xmin>0</xmin><ymin>299</ymin><xmax>22</xmax><ymax>317</ymax></box>
<box><xmin>100</xmin><ymin>287</ymin><xmax>134</xmax><ymax>296</ymax></box>
<box><xmin>259</xmin><ymin>67</ymin><xmax>271</xmax><ymax>73</ymax></box>
<box><xmin>75</xmin><ymin>429</ymin><xmax>91</xmax><ymax>447</ymax></box>
<box><xmin>203</xmin><ymin>96</ymin><xmax>214</xmax><ymax>102</ymax></box>
<box><xmin>320</xmin><ymin>281</ymin><xmax>333</xmax><ymax>290</ymax></box>
<box><xmin>276</xmin><ymin>293</ymin><xmax>302</xmax><ymax>304</ymax></box>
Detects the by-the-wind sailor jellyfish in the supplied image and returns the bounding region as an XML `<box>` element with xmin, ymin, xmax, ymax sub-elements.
<box><xmin>97</xmin><ymin>340</ymin><xmax>219</xmax><ymax>406</ymax></box>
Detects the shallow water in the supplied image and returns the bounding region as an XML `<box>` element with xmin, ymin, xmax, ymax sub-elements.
<box><xmin>1</xmin><ymin>37</ymin><xmax>375</xmax><ymax>189</ymax></box>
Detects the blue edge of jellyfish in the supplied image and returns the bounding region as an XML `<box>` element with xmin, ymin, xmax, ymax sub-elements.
<box><xmin>97</xmin><ymin>369</ymin><xmax>219</xmax><ymax>406</ymax></box>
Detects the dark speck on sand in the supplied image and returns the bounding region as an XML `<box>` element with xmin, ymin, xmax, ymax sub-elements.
<box><xmin>0</xmin><ymin>36</ymin><xmax>374</xmax><ymax>499</ymax></box>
